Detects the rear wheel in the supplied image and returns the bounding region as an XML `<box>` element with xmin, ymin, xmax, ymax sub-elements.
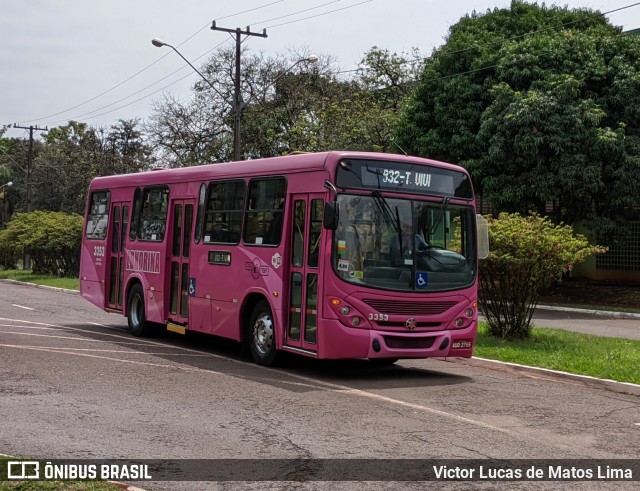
<box><xmin>248</xmin><ymin>300</ymin><xmax>278</xmax><ymax>366</ymax></box>
<box><xmin>127</xmin><ymin>283</ymin><xmax>150</xmax><ymax>337</ymax></box>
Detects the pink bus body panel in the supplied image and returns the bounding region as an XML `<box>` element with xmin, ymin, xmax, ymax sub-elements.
<box><xmin>80</xmin><ymin>151</ymin><xmax>478</xmax><ymax>360</ymax></box>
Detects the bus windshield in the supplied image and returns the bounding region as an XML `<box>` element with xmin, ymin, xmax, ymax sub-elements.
<box><xmin>332</xmin><ymin>193</ymin><xmax>477</xmax><ymax>292</ymax></box>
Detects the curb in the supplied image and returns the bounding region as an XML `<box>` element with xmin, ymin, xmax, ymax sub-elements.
<box><xmin>535</xmin><ymin>303</ymin><xmax>640</xmax><ymax>320</ymax></box>
<box><xmin>1</xmin><ymin>278</ymin><xmax>79</xmax><ymax>295</ymax></box>
<box><xmin>445</xmin><ymin>356</ymin><xmax>640</xmax><ymax>397</ymax></box>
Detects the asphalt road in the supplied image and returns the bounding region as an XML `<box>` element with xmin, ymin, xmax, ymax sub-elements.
<box><xmin>0</xmin><ymin>281</ymin><xmax>639</xmax><ymax>490</ymax></box>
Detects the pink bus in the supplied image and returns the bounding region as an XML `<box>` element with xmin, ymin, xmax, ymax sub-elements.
<box><xmin>80</xmin><ymin>151</ymin><xmax>488</xmax><ymax>366</ymax></box>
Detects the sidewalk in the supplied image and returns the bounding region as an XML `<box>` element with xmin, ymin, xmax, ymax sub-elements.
<box><xmin>530</xmin><ymin>304</ymin><xmax>640</xmax><ymax>340</ymax></box>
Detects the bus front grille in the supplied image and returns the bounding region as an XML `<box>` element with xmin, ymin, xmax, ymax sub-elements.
<box><xmin>382</xmin><ymin>336</ymin><xmax>437</xmax><ymax>350</ymax></box>
<box><xmin>363</xmin><ymin>299</ymin><xmax>457</xmax><ymax>315</ymax></box>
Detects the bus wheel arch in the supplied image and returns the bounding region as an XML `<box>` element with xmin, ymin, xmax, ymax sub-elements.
<box><xmin>243</xmin><ymin>294</ymin><xmax>278</xmax><ymax>366</ymax></box>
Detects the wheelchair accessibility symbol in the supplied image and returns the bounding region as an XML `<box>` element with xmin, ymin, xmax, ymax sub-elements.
<box><xmin>189</xmin><ymin>278</ymin><xmax>196</xmax><ymax>297</ymax></box>
<box><xmin>416</xmin><ymin>272</ymin><xmax>428</xmax><ymax>289</ymax></box>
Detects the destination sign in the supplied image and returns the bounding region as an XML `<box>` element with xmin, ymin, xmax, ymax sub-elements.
<box><xmin>336</xmin><ymin>159</ymin><xmax>473</xmax><ymax>198</ymax></box>
<box><xmin>208</xmin><ymin>250</ymin><xmax>231</xmax><ymax>266</ymax></box>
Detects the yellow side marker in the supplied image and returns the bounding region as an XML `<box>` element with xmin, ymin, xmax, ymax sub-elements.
<box><xmin>167</xmin><ymin>323</ymin><xmax>186</xmax><ymax>335</ymax></box>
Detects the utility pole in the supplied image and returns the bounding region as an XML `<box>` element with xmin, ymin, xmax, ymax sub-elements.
<box><xmin>13</xmin><ymin>124</ymin><xmax>47</xmax><ymax>269</ymax></box>
<box><xmin>13</xmin><ymin>124</ymin><xmax>47</xmax><ymax>213</ymax></box>
<box><xmin>211</xmin><ymin>22</ymin><xmax>267</xmax><ymax>162</ymax></box>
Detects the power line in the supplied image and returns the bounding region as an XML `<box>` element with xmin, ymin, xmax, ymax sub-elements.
<box><xmin>45</xmin><ymin>40</ymin><xmax>231</xmax><ymax>126</ymax></box>
<box><xmin>248</xmin><ymin>0</ymin><xmax>343</xmax><ymax>26</ymax></box>
<box><xmin>263</xmin><ymin>0</ymin><xmax>375</xmax><ymax>29</ymax></box>
<box><xmin>22</xmin><ymin>1</ymin><xmax>291</xmax><ymax>125</ymax></box>
<box><xmin>24</xmin><ymin>0</ymin><xmax>377</xmax><ymax>129</ymax></box>
<box><xmin>30</xmin><ymin>0</ymin><xmax>640</xmax><ymax>130</ymax></box>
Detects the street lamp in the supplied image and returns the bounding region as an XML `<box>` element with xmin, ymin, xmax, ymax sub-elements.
<box><xmin>153</xmin><ymin>37</ymin><xmax>318</xmax><ymax>161</ymax></box>
<box><xmin>273</xmin><ymin>55</ymin><xmax>319</xmax><ymax>85</ymax></box>
<box><xmin>151</xmin><ymin>38</ymin><xmax>224</xmax><ymax>97</ymax></box>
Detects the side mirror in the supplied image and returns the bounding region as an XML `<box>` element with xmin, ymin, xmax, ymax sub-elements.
<box><xmin>323</xmin><ymin>201</ymin><xmax>339</xmax><ymax>230</ymax></box>
<box><xmin>476</xmin><ymin>214</ymin><xmax>489</xmax><ymax>259</ymax></box>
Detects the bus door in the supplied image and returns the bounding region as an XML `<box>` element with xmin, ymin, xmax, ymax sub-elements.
<box><xmin>106</xmin><ymin>202</ymin><xmax>129</xmax><ymax>311</ymax></box>
<box><xmin>286</xmin><ymin>194</ymin><xmax>325</xmax><ymax>351</ymax></box>
<box><xmin>167</xmin><ymin>199</ymin><xmax>195</xmax><ymax>326</ymax></box>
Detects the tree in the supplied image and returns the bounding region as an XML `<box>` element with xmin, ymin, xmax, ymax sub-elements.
<box><xmin>147</xmin><ymin>46</ymin><xmax>424</xmax><ymax>165</ymax></box>
<box><xmin>32</xmin><ymin>120</ymin><xmax>152</xmax><ymax>214</ymax></box>
<box><xmin>395</xmin><ymin>1</ymin><xmax>640</xmax><ymax>243</ymax></box>
<box><xmin>479</xmin><ymin>213</ymin><xmax>605</xmax><ymax>339</ymax></box>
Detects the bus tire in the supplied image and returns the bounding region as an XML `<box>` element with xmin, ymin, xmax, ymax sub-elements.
<box><xmin>127</xmin><ymin>283</ymin><xmax>149</xmax><ymax>337</ymax></box>
<box><xmin>248</xmin><ymin>300</ymin><xmax>278</xmax><ymax>366</ymax></box>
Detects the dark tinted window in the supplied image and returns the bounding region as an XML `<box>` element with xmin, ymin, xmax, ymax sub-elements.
<box><xmin>244</xmin><ymin>178</ymin><xmax>286</xmax><ymax>246</ymax></box>
<box><xmin>203</xmin><ymin>180</ymin><xmax>245</xmax><ymax>244</ymax></box>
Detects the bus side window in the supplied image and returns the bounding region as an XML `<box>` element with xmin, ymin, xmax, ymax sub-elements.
<box><xmin>85</xmin><ymin>190</ymin><xmax>111</xmax><ymax>240</ymax></box>
<box><xmin>129</xmin><ymin>188</ymin><xmax>142</xmax><ymax>241</ymax></box>
<box><xmin>203</xmin><ymin>180</ymin><xmax>244</xmax><ymax>244</ymax></box>
<box><xmin>244</xmin><ymin>178</ymin><xmax>286</xmax><ymax>246</ymax></box>
<box><xmin>194</xmin><ymin>183</ymin><xmax>207</xmax><ymax>243</ymax></box>
<box><xmin>138</xmin><ymin>186</ymin><xmax>169</xmax><ymax>242</ymax></box>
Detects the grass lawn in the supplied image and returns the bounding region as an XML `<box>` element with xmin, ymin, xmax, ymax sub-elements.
<box><xmin>0</xmin><ymin>270</ymin><xmax>79</xmax><ymax>291</ymax></box>
<box><xmin>474</xmin><ymin>322</ymin><xmax>640</xmax><ymax>385</ymax></box>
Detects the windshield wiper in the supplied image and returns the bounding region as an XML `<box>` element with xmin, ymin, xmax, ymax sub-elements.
<box><xmin>430</xmin><ymin>196</ymin><xmax>451</xmax><ymax>236</ymax></box>
<box><xmin>372</xmin><ymin>191</ymin><xmax>400</xmax><ymax>232</ymax></box>
<box><xmin>372</xmin><ymin>191</ymin><xmax>405</xmax><ymax>255</ymax></box>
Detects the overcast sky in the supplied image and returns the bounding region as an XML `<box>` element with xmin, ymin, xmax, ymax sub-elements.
<box><xmin>2</xmin><ymin>0</ymin><xmax>640</xmax><ymax>140</ymax></box>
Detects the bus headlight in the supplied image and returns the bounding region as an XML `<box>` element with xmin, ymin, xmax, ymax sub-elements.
<box><xmin>340</xmin><ymin>306</ymin><xmax>350</xmax><ymax>315</ymax></box>
<box><xmin>351</xmin><ymin>316</ymin><xmax>361</xmax><ymax>326</ymax></box>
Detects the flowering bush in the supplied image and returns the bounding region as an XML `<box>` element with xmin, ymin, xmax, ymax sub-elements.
<box><xmin>479</xmin><ymin>213</ymin><xmax>606</xmax><ymax>339</ymax></box>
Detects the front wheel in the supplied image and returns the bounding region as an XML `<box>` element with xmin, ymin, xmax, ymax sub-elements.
<box><xmin>127</xmin><ymin>283</ymin><xmax>150</xmax><ymax>337</ymax></box>
<box><xmin>248</xmin><ymin>300</ymin><xmax>278</xmax><ymax>366</ymax></box>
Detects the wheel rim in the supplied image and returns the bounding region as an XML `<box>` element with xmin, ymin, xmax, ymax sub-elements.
<box><xmin>253</xmin><ymin>312</ymin><xmax>273</xmax><ymax>355</ymax></box>
<box><xmin>130</xmin><ymin>293</ymin><xmax>143</xmax><ymax>327</ymax></box>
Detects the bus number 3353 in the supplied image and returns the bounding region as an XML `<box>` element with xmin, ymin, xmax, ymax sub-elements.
<box><xmin>368</xmin><ymin>313</ymin><xmax>389</xmax><ymax>321</ymax></box>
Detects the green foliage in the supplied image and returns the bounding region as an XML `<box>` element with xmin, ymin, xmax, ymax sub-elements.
<box><xmin>0</xmin><ymin>211</ymin><xmax>83</xmax><ymax>277</ymax></box>
<box><xmin>148</xmin><ymin>46</ymin><xmax>424</xmax><ymax>164</ymax></box>
<box><xmin>479</xmin><ymin>213</ymin><xmax>605</xmax><ymax>339</ymax></box>
<box><xmin>475</xmin><ymin>323</ymin><xmax>640</xmax><ymax>384</ymax></box>
<box><xmin>34</xmin><ymin>120</ymin><xmax>153</xmax><ymax>214</ymax></box>
<box><xmin>0</xmin><ymin>231</ymin><xmax>19</xmax><ymax>270</ymax></box>
<box><xmin>395</xmin><ymin>1</ymin><xmax>640</xmax><ymax>242</ymax></box>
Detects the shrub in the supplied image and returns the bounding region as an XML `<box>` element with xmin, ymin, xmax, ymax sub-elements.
<box><xmin>0</xmin><ymin>230</ymin><xmax>19</xmax><ymax>270</ymax></box>
<box><xmin>0</xmin><ymin>211</ymin><xmax>84</xmax><ymax>277</ymax></box>
<box><xmin>479</xmin><ymin>213</ymin><xmax>605</xmax><ymax>339</ymax></box>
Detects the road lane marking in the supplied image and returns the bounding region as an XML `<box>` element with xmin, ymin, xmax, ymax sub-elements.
<box><xmin>11</xmin><ymin>304</ymin><xmax>34</xmax><ymax>311</ymax></box>
<box><xmin>0</xmin><ymin>323</ymin><xmax>56</xmax><ymax>330</ymax></box>
<box><xmin>0</xmin><ymin>333</ymin><xmax>508</xmax><ymax>434</ymax></box>
<box><xmin>0</xmin><ymin>331</ymin><xmax>170</xmax><ymax>345</ymax></box>
<box><xmin>0</xmin><ymin>316</ymin><xmax>508</xmax><ymax>433</ymax></box>
<box><xmin>0</xmin><ymin>317</ymin><xmax>63</xmax><ymax>327</ymax></box>
<box><xmin>0</xmin><ymin>344</ymin><xmax>225</xmax><ymax>374</ymax></box>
